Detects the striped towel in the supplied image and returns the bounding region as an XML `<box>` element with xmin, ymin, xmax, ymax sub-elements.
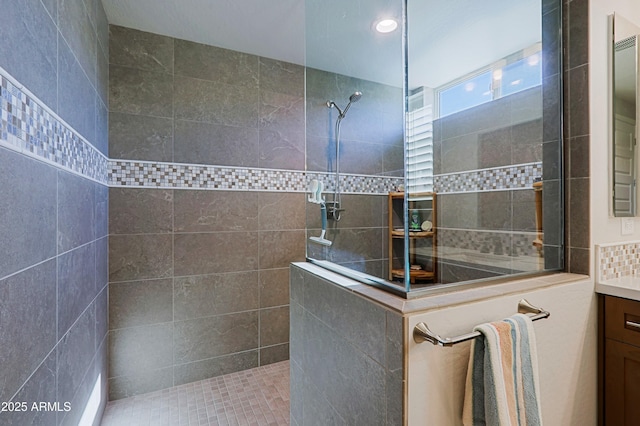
<box><xmin>462</xmin><ymin>313</ymin><xmax>543</xmax><ymax>426</ymax></box>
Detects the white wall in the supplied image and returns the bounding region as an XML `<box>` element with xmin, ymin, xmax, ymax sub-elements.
<box><xmin>590</xmin><ymin>0</ymin><xmax>640</xmax><ymax>255</ymax></box>
<box><xmin>406</xmin><ymin>277</ymin><xmax>596</xmax><ymax>425</ymax></box>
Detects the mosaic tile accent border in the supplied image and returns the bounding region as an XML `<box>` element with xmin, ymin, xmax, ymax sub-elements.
<box><xmin>109</xmin><ymin>160</ymin><xmax>305</xmax><ymax>191</ymax></box>
<box><xmin>107</xmin><ymin>160</ymin><xmax>541</xmax><ymax>194</ymax></box>
<box><xmin>108</xmin><ymin>160</ymin><xmax>404</xmax><ymax>194</ymax></box>
<box><xmin>306</xmin><ymin>171</ymin><xmax>404</xmax><ymax>194</ymax></box>
<box><xmin>0</xmin><ymin>63</ymin><xmax>399</xmax><ymax>195</ymax></box>
<box><xmin>0</xmin><ymin>66</ymin><xmax>543</xmax><ymax>196</ymax></box>
<box><xmin>597</xmin><ymin>242</ymin><xmax>640</xmax><ymax>282</ymax></box>
<box><xmin>438</xmin><ymin>228</ymin><xmax>541</xmax><ymax>258</ymax></box>
<box><xmin>434</xmin><ymin>162</ymin><xmax>542</xmax><ymax>193</ymax></box>
<box><xmin>0</xmin><ymin>70</ymin><xmax>108</xmax><ymax>184</ymax></box>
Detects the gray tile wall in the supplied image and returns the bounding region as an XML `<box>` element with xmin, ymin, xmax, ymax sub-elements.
<box><xmin>432</xmin><ymin>88</ymin><xmax>547</xmax><ymax>282</ymax></box>
<box><xmin>304</xmin><ymin>68</ymin><xmax>404</xmax><ymax>280</ymax></box>
<box><xmin>289</xmin><ymin>264</ymin><xmax>403</xmax><ymax>426</ymax></box>
<box><xmin>109</xmin><ymin>25</ymin><xmax>305</xmax><ymax>169</ymax></box>
<box><xmin>564</xmin><ymin>0</ymin><xmax>590</xmax><ymax>274</ymax></box>
<box><xmin>0</xmin><ymin>0</ymin><xmax>109</xmax><ymax>156</ymax></box>
<box><xmin>107</xmin><ymin>25</ymin><xmax>307</xmax><ymax>398</ymax></box>
<box><xmin>305</xmin><ymin>68</ymin><xmax>405</xmax><ymax>177</ymax></box>
<box><xmin>434</xmin><ymin>92</ymin><xmax>541</xmax><ymax>217</ymax></box>
<box><xmin>539</xmin><ymin>0</ymin><xmax>565</xmax><ymax>272</ymax></box>
<box><xmin>306</xmin><ymin>194</ymin><xmax>389</xmax><ymax>278</ymax></box>
<box><xmin>0</xmin><ymin>1</ymin><xmax>109</xmax><ymax>425</ymax></box>
<box><xmin>108</xmin><ymin>188</ymin><xmax>305</xmax><ymax>399</ymax></box>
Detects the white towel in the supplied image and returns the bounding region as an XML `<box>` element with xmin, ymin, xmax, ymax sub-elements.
<box><xmin>462</xmin><ymin>313</ymin><xmax>543</xmax><ymax>426</ymax></box>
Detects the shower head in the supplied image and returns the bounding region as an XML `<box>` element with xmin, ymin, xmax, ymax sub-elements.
<box><xmin>349</xmin><ymin>91</ymin><xmax>362</xmax><ymax>103</ymax></box>
<box><xmin>326</xmin><ymin>92</ymin><xmax>363</xmax><ymax>119</ymax></box>
<box><xmin>342</xmin><ymin>91</ymin><xmax>362</xmax><ymax>117</ymax></box>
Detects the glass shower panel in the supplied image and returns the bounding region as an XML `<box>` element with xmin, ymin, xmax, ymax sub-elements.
<box><xmin>405</xmin><ymin>0</ymin><xmax>563</xmax><ymax>291</ymax></box>
<box><xmin>304</xmin><ymin>0</ymin><xmax>406</xmax><ymax>286</ymax></box>
<box><xmin>304</xmin><ymin>0</ymin><xmax>564</xmax><ymax>296</ymax></box>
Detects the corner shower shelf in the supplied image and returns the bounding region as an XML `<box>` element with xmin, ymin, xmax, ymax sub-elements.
<box><xmin>391</xmin><ymin>230</ymin><xmax>435</xmax><ymax>238</ymax></box>
<box><xmin>388</xmin><ymin>192</ymin><xmax>437</xmax><ymax>284</ymax></box>
<box><xmin>390</xmin><ymin>268</ymin><xmax>435</xmax><ymax>280</ymax></box>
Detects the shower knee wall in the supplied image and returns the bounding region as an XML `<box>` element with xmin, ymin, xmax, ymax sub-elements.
<box><xmin>290</xmin><ymin>263</ymin><xmax>596</xmax><ymax>425</ymax></box>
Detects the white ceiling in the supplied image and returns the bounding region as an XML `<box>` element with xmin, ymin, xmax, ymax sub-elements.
<box><xmin>102</xmin><ymin>0</ymin><xmax>541</xmax><ymax>90</ymax></box>
<box><xmin>409</xmin><ymin>0</ymin><xmax>540</xmax><ymax>89</ymax></box>
<box><xmin>102</xmin><ymin>0</ymin><xmax>306</xmax><ymax>67</ymax></box>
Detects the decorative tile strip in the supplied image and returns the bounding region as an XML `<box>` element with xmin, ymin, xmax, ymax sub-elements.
<box><xmin>434</xmin><ymin>162</ymin><xmax>542</xmax><ymax>193</ymax></box>
<box><xmin>0</xmin><ymin>67</ymin><xmax>541</xmax><ymax>195</ymax></box>
<box><xmin>0</xmin><ymin>70</ymin><xmax>108</xmax><ymax>184</ymax></box>
<box><xmin>438</xmin><ymin>228</ymin><xmax>541</xmax><ymax>258</ymax></box>
<box><xmin>597</xmin><ymin>242</ymin><xmax>640</xmax><ymax>281</ymax></box>
<box><xmin>109</xmin><ymin>161</ymin><xmax>403</xmax><ymax>194</ymax></box>
<box><xmin>305</xmin><ymin>171</ymin><xmax>403</xmax><ymax>194</ymax></box>
<box><xmin>0</xmin><ymin>62</ymin><xmax>399</xmax><ymax>196</ymax></box>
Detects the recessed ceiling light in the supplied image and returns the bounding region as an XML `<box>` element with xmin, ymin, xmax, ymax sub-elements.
<box><xmin>375</xmin><ymin>18</ymin><xmax>398</xmax><ymax>34</ymax></box>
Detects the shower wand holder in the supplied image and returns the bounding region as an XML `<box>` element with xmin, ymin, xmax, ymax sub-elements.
<box><xmin>325</xmin><ymin>201</ymin><xmax>345</xmax><ymax>221</ymax></box>
<box><xmin>307</xmin><ymin>179</ymin><xmax>325</xmax><ymax>204</ymax></box>
<box><xmin>308</xmin><ymin>194</ymin><xmax>325</xmax><ymax>204</ymax></box>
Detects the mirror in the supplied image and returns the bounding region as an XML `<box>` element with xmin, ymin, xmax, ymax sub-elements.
<box><xmin>612</xmin><ymin>13</ymin><xmax>640</xmax><ymax>217</ymax></box>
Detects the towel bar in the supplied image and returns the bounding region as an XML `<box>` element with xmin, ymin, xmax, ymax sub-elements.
<box><xmin>413</xmin><ymin>299</ymin><xmax>550</xmax><ymax>346</ymax></box>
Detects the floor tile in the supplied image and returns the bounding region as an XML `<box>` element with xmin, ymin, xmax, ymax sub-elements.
<box><xmin>101</xmin><ymin>361</ymin><xmax>289</xmax><ymax>426</ymax></box>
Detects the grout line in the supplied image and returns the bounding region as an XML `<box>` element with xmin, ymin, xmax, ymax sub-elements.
<box><xmin>54</xmin><ymin>172</ymin><xmax>60</xmax><ymax>412</ymax></box>
<box><xmin>171</xmin><ymin>186</ymin><xmax>176</xmax><ymax>388</ymax></box>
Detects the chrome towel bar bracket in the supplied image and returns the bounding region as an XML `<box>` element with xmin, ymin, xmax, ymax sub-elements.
<box><xmin>413</xmin><ymin>299</ymin><xmax>550</xmax><ymax>347</ymax></box>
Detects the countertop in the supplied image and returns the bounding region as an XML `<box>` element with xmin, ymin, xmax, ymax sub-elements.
<box><xmin>596</xmin><ymin>276</ymin><xmax>640</xmax><ymax>301</ymax></box>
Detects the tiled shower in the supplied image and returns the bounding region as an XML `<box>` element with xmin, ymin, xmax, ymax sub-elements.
<box><xmin>106</xmin><ymin>25</ymin><xmax>306</xmax><ymax>399</ymax></box>
<box><xmin>0</xmin><ymin>0</ymin><xmax>590</xmax><ymax>425</ymax></box>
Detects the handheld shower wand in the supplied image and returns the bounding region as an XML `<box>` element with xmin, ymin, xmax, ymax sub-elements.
<box><xmin>325</xmin><ymin>92</ymin><xmax>363</xmax><ymax>221</ymax></box>
<box><xmin>326</xmin><ymin>91</ymin><xmax>362</xmax><ymax>119</ymax></box>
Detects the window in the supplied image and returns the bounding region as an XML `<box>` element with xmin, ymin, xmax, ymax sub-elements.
<box><xmin>406</xmin><ymin>104</ymin><xmax>434</xmax><ymax>193</ymax></box>
<box><xmin>407</xmin><ymin>45</ymin><xmax>542</xmax><ymax>195</ymax></box>
<box><xmin>499</xmin><ymin>53</ymin><xmax>542</xmax><ymax>96</ymax></box>
<box><xmin>435</xmin><ymin>44</ymin><xmax>542</xmax><ymax>118</ymax></box>
<box><xmin>439</xmin><ymin>71</ymin><xmax>493</xmax><ymax>117</ymax></box>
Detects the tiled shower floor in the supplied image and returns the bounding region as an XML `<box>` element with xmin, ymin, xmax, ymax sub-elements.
<box><xmin>101</xmin><ymin>361</ymin><xmax>290</xmax><ymax>426</ymax></box>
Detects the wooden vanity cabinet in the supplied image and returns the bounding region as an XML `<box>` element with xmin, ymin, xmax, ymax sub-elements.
<box><xmin>601</xmin><ymin>295</ymin><xmax>640</xmax><ymax>425</ymax></box>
